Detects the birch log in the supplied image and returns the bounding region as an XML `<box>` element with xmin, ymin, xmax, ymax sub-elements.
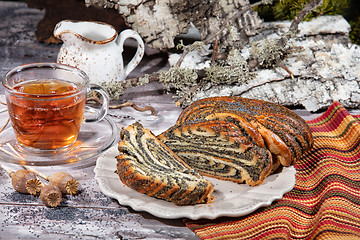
<box><xmin>191</xmin><ymin>15</ymin><xmax>360</xmax><ymax>112</ymax></box>
<box><xmin>85</xmin><ymin>0</ymin><xmax>263</xmax><ymax>49</ymax></box>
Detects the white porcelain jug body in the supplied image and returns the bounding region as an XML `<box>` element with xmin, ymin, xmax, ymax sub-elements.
<box><xmin>54</xmin><ymin>20</ymin><xmax>145</xmax><ymax>84</ymax></box>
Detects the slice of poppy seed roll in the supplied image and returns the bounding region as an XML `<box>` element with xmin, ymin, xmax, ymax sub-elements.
<box><xmin>158</xmin><ymin>120</ymin><xmax>273</xmax><ymax>186</ymax></box>
<box><xmin>116</xmin><ymin>122</ymin><xmax>214</xmax><ymax>206</ymax></box>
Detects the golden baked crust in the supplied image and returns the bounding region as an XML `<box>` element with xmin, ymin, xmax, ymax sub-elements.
<box><xmin>116</xmin><ymin>122</ymin><xmax>214</xmax><ymax>206</ymax></box>
<box><xmin>175</xmin><ymin>96</ymin><xmax>313</xmax><ymax>166</ymax></box>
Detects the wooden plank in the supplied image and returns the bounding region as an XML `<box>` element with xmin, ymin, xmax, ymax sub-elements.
<box><xmin>0</xmin><ymin>1</ymin><xmax>198</xmax><ymax>239</ymax></box>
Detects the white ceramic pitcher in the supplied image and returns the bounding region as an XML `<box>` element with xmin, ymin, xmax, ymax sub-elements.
<box><xmin>54</xmin><ymin>20</ymin><xmax>145</xmax><ymax>84</ymax></box>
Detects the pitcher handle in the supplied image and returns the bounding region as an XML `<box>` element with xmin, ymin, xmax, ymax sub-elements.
<box><xmin>116</xmin><ymin>29</ymin><xmax>145</xmax><ymax>78</ymax></box>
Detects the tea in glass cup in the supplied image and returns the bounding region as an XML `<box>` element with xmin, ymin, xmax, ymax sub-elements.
<box><xmin>2</xmin><ymin>63</ymin><xmax>109</xmax><ymax>152</ymax></box>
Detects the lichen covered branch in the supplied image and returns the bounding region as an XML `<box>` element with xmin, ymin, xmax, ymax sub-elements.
<box><xmin>99</xmin><ymin>0</ymin><xmax>324</xmax><ymax>107</ymax></box>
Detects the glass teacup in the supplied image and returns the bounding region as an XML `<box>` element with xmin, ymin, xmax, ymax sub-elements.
<box><xmin>2</xmin><ymin>62</ymin><xmax>109</xmax><ymax>153</ymax></box>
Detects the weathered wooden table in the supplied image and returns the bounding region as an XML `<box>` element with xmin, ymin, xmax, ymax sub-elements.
<box><xmin>1</xmin><ymin>2</ymin><xmax>358</xmax><ymax>240</ymax></box>
<box><xmin>0</xmin><ymin>2</ymin><xmax>199</xmax><ymax>239</ymax></box>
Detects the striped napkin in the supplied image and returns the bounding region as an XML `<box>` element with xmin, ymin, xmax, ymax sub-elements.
<box><xmin>184</xmin><ymin>102</ymin><xmax>360</xmax><ymax>240</ymax></box>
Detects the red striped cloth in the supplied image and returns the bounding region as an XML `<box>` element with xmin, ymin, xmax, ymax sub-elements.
<box><xmin>184</xmin><ymin>102</ymin><xmax>360</xmax><ymax>240</ymax></box>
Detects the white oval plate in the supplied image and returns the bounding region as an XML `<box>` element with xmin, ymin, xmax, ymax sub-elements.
<box><xmin>94</xmin><ymin>147</ymin><xmax>296</xmax><ymax>220</ymax></box>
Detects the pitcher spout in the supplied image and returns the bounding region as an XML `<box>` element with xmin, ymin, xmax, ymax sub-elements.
<box><xmin>54</xmin><ymin>20</ymin><xmax>118</xmax><ymax>44</ymax></box>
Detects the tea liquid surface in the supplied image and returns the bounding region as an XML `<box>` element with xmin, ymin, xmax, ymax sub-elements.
<box><xmin>14</xmin><ymin>79</ymin><xmax>78</xmax><ymax>95</ymax></box>
<box><xmin>8</xmin><ymin>79</ymin><xmax>86</xmax><ymax>150</ymax></box>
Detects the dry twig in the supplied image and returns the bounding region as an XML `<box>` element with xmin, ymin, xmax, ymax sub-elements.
<box><xmin>87</xmin><ymin>94</ymin><xmax>157</xmax><ymax>115</ymax></box>
<box><xmin>211</xmin><ymin>37</ymin><xmax>220</xmax><ymax>64</ymax></box>
<box><xmin>176</xmin><ymin>45</ymin><xmax>191</xmax><ymax>68</ymax></box>
<box><xmin>280</xmin><ymin>64</ymin><xmax>295</xmax><ymax>79</ymax></box>
<box><xmin>278</xmin><ymin>0</ymin><xmax>323</xmax><ymax>47</ymax></box>
<box><xmin>109</xmin><ymin>102</ymin><xmax>157</xmax><ymax>115</ymax></box>
<box><xmin>0</xmin><ymin>118</ymin><xmax>9</xmax><ymax>133</ymax></box>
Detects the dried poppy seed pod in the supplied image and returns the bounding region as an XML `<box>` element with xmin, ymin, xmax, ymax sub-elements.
<box><xmin>23</xmin><ymin>166</ymin><xmax>79</xmax><ymax>195</ymax></box>
<box><xmin>48</xmin><ymin>172</ymin><xmax>79</xmax><ymax>195</ymax></box>
<box><xmin>40</xmin><ymin>184</ymin><xmax>62</xmax><ymax>207</ymax></box>
<box><xmin>10</xmin><ymin>169</ymin><xmax>43</xmax><ymax>195</ymax></box>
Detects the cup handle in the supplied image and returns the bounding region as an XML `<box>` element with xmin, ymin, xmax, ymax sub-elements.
<box><xmin>116</xmin><ymin>29</ymin><xmax>145</xmax><ymax>78</ymax></box>
<box><xmin>85</xmin><ymin>84</ymin><xmax>109</xmax><ymax>123</ymax></box>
